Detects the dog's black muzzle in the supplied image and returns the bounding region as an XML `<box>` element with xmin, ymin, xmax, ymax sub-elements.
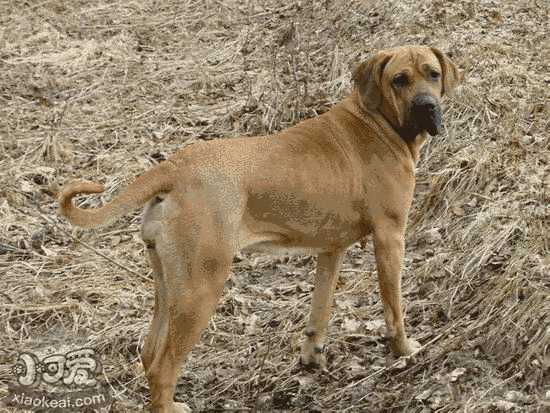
<box><xmin>411</xmin><ymin>94</ymin><xmax>442</xmax><ymax>136</ymax></box>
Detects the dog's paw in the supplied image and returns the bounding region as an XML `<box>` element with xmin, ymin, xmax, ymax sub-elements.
<box><xmin>172</xmin><ymin>402</ymin><xmax>191</xmax><ymax>413</ymax></box>
<box><xmin>300</xmin><ymin>344</ymin><xmax>327</xmax><ymax>370</ymax></box>
<box><xmin>151</xmin><ymin>402</ymin><xmax>191</xmax><ymax>413</ymax></box>
<box><xmin>392</xmin><ymin>337</ymin><xmax>421</xmax><ymax>357</ymax></box>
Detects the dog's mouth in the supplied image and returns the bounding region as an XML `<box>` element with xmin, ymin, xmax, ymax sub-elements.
<box><xmin>398</xmin><ymin>96</ymin><xmax>443</xmax><ymax>141</ymax></box>
<box><xmin>416</xmin><ymin>105</ymin><xmax>443</xmax><ymax>136</ymax></box>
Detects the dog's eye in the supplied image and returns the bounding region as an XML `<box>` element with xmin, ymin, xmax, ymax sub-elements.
<box><xmin>392</xmin><ymin>74</ymin><xmax>409</xmax><ymax>87</ymax></box>
<box><xmin>429</xmin><ymin>70</ymin><xmax>441</xmax><ymax>80</ymax></box>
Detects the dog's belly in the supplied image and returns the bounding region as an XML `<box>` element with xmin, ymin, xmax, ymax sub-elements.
<box><xmin>238</xmin><ymin>199</ymin><xmax>366</xmax><ymax>255</ymax></box>
<box><xmin>242</xmin><ymin>243</ymin><xmax>328</xmax><ymax>256</ymax></box>
<box><xmin>239</xmin><ymin>228</ymin><xmax>331</xmax><ymax>255</ymax></box>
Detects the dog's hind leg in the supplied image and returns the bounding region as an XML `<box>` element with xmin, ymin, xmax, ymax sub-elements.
<box><xmin>143</xmin><ymin>197</ymin><xmax>236</xmax><ymax>413</ymax></box>
<box><xmin>300</xmin><ymin>250</ymin><xmax>345</xmax><ymax>369</ymax></box>
<box><xmin>143</xmin><ymin>246</ymin><xmax>192</xmax><ymax>413</ymax></box>
<box><xmin>141</xmin><ymin>247</ymin><xmax>168</xmax><ymax>372</ymax></box>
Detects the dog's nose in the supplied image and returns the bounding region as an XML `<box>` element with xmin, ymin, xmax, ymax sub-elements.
<box><xmin>412</xmin><ymin>94</ymin><xmax>442</xmax><ymax>136</ymax></box>
<box><xmin>412</xmin><ymin>94</ymin><xmax>437</xmax><ymax>112</ymax></box>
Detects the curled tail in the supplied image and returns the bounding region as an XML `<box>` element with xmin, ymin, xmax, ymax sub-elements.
<box><xmin>59</xmin><ymin>162</ymin><xmax>176</xmax><ymax>229</ymax></box>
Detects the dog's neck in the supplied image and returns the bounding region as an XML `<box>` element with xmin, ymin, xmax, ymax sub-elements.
<box><xmin>342</xmin><ymin>90</ymin><xmax>427</xmax><ymax>164</ymax></box>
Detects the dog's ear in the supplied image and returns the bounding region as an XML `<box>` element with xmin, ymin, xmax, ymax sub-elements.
<box><xmin>430</xmin><ymin>47</ymin><xmax>461</xmax><ymax>96</ymax></box>
<box><xmin>352</xmin><ymin>52</ymin><xmax>392</xmax><ymax>110</ymax></box>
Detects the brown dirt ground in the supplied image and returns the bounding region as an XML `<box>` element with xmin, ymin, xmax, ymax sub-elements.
<box><xmin>0</xmin><ymin>0</ymin><xmax>549</xmax><ymax>412</ymax></box>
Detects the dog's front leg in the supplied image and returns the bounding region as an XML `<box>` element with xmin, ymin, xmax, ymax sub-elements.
<box><xmin>373</xmin><ymin>223</ymin><xmax>420</xmax><ymax>356</ymax></box>
<box><xmin>301</xmin><ymin>250</ymin><xmax>345</xmax><ymax>369</ymax></box>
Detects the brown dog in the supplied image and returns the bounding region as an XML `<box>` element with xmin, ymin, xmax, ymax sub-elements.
<box><xmin>59</xmin><ymin>46</ymin><xmax>460</xmax><ymax>412</ymax></box>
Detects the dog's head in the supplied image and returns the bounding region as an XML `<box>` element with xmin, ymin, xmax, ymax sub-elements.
<box><xmin>353</xmin><ymin>46</ymin><xmax>461</xmax><ymax>141</ymax></box>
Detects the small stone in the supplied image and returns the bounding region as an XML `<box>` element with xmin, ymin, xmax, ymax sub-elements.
<box><xmin>449</xmin><ymin>367</ymin><xmax>466</xmax><ymax>382</ymax></box>
<box><xmin>415</xmin><ymin>389</ymin><xmax>432</xmax><ymax>401</ymax></box>
<box><xmin>494</xmin><ymin>400</ymin><xmax>515</xmax><ymax>411</ymax></box>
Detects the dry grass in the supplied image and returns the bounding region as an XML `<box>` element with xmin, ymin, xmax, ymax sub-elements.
<box><xmin>0</xmin><ymin>0</ymin><xmax>549</xmax><ymax>412</ymax></box>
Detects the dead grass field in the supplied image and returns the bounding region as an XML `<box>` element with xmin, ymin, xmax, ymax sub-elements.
<box><xmin>0</xmin><ymin>0</ymin><xmax>549</xmax><ymax>411</ymax></box>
